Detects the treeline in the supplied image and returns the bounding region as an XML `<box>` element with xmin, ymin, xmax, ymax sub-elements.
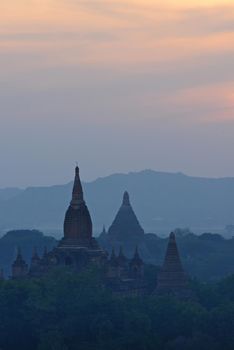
<box><xmin>1</xmin><ymin>269</ymin><xmax>234</xmax><ymax>350</ymax></box>
<box><xmin>3</xmin><ymin>229</ymin><xmax>234</xmax><ymax>281</ymax></box>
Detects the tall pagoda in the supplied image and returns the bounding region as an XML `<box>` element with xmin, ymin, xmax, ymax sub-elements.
<box><xmin>46</xmin><ymin>166</ymin><xmax>107</xmax><ymax>271</ymax></box>
<box><xmin>156</xmin><ymin>232</ymin><xmax>191</xmax><ymax>298</ymax></box>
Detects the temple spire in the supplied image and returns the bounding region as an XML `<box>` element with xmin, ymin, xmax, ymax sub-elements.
<box><xmin>130</xmin><ymin>246</ymin><xmax>143</xmax><ymax>266</ymax></box>
<box><xmin>129</xmin><ymin>245</ymin><xmax>144</xmax><ymax>278</ymax></box>
<box><xmin>63</xmin><ymin>166</ymin><xmax>93</xmax><ymax>241</ymax></box>
<box><xmin>156</xmin><ymin>232</ymin><xmax>189</xmax><ymax>296</ymax></box>
<box><xmin>123</xmin><ymin>191</ymin><xmax>130</xmax><ymax>206</ymax></box>
<box><xmin>163</xmin><ymin>232</ymin><xmax>183</xmax><ymax>270</ymax></box>
<box><xmin>108</xmin><ymin>191</ymin><xmax>144</xmax><ymax>242</ymax></box>
<box><xmin>16</xmin><ymin>246</ymin><xmax>23</xmax><ymax>262</ymax></box>
<box><xmin>133</xmin><ymin>246</ymin><xmax>140</xmax><ymax>260</ymax></box>
<box><xmin>71</xmin><ymin>166</ymin><xmax>84</xmax><ymax>208</ymax></box>
<box><xmin>12</xmin><ymin>246</ymin><xmax>28</xmax><ymax>279</ymax></box>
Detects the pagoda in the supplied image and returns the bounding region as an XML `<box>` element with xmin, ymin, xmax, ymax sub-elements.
<box><xmin>46</xmin><ymin>166</ymin><xmax>107</xmax><ymax>271</ymax></box>
<box><xmin>108</xmin><ymin>191</ymin><xmax>144</xmax><ymax>243</ymax></box>
<box><xmin>156</xmin><ymin>232</ymin><xmax>191</xmax><ymax>298</ymax></box>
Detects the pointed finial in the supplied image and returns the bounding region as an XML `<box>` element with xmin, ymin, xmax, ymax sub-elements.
<box><xmin>14</xmin><ymin>246</ymin><xmax>25</xmax><ymax>264</ymax></box>
<box><xmin>131</xmin><ymin>245</ymin><xmax>143</xmax><ymax>264</ymax></box>
<box><xmin>71</xmin><ymin>165</ymin><xmax>83</xmax><ymax>206</ymax></box>
<box><xmin>123</xmin><ymin>191</ymin><xmax>130</xmax><ymax>206</ymax></box>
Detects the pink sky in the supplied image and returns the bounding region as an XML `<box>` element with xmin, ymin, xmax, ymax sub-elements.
<box><xmin>0</xmin><ymin>1</ymin><xmax>234</xmax><ymax>187</ymax></box>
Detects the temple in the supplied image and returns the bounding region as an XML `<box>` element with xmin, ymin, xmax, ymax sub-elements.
<box><xmin>108</xmin><ymin>191</ymin><xmax>145</xmax><ymax>243</ymax></box>
<box><xmin>156</xmin><ymin>232</ymin><xmax>191</xmax><ymax>298</ymax></box>
<box><xmin>12</xmin><ymin>247</ymin><xmax>28</xmax><ymax>280</ymax></box>
<box><xmin>46</xmin><ymin>166</ymin><xmax>107</xmax><ymax>271</ymax></box>
<box><xmin>10</xmin><ymin>166</ymin><xmax>192</xmax><ymax>298</ymax></box>
<box><xmin>11</xmin><ymin>167</ymin><xmax>145</xmax><ymax>296</ymax></box>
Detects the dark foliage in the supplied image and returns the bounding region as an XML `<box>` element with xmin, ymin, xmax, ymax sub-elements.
<box><xmin>0</xmin><ymin>230</ymin><xmax>56</xmax><ymax>276</ymax></box>
<box><xmin>1</xmin><ymin>269</ymin><xmax>234</xmax><ymax>350</ymax></box>
<box><xmin>100</xmin><ymin>231</ymin><xmax>234</xmax><ymax>281</ymax></box>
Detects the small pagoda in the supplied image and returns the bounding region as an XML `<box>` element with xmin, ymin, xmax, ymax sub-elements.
<box><xmin>156</xmin><ymin>232</ymin><xmax>192</xmax><ymax>298</ymax></box>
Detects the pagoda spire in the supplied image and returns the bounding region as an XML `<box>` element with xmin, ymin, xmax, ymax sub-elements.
<box><xmin>129</xmin><ymin>245</ymin><xmax>144</xmax><ymax>278</ymax></box>
<box><xmin>15</xmin><ymin>246</ymin><xmax>23</xmax><ymax>263</ymax></box>
<box><xmin>71</xmin><ymin>166</ymin><xmax>84</xmax><ymax>208</ymax></box>
<box><xmin>108</xmin><ymin>191</ymin><xmax>144</xmax><ymax>242</ymax></box>
<box><xmin>162</xmin><ymin>232</ymin><xmax>183</xmax><ymax>271</ymax></box>
<box><xmin>63</xmin><ymin>166</ymin><xmax>93</xmax><ymax>242</ymax></box>
<box><xmin>12</xmin><ymin>246</ymin><xmax>28</xmax><ymax>279</ymax></box>
<box><xmin>133</xmin><ymin>246</ymin><xmax>142</xmax><ymax>262</ymax></box>
<box><xmin>123</xmin><ymin>191</ymin><xmax>130</xmax><ymax>206</ymax></box>
<box><xmin>156</xmin><ymin>232</ymin><xmax>189</xmax><ymax>296</ymax></box>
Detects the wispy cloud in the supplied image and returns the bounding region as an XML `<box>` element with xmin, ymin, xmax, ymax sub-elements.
<box><xmin>1</xmin><ymin>1</ymin><xmax>234</xmax><ymax>185</ymax></box>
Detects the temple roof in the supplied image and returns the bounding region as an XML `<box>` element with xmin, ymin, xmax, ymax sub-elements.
<box><xmin>108</xmin><ymin>191</ymin><xmax>144</xmax><ymax>242</ymax></box>
<box><xmin>157</xmin><ymin>232</ymin><xmax>189</xmax><ymax>293</ymax></box>
<box><xmin>130</xmin><ymin>246</ymin><xmax>143</xmax><ymax>266</ymax></box>
<box><xmin>70</xmin><ymin>166</ymin><xmax>84</xmax><ymax>208</ymax></box>
<box><xmin>117</xmin><ymin>246</ymin><xmax>127</xmax><ymax>266</ymax></box>
<box><xmin>12</xmin><ymin>247</ymin><xmax>28</xmax><ymax>267</ymax></box>
<box><xmin>63</xmin><ymin>166</ymin><xmax>93</xmax><ymax>242</ymax></box>
<box><xmin>162</xmin><ymin>232</ymin><xmax>183</xmax><ymax>272</ymax></box>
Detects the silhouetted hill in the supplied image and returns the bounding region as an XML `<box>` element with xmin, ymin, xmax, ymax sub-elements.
<box><xmin>1</xmin><ymin>170</ymin><xmax>234</xmax><ymax>236</ymax></box>
<box><xmin>0</xmin><ymin>188</ymin><xmax>23</xmax><ymax>202</ymax></box>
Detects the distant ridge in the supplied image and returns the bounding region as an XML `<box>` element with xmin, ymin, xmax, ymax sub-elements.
<box><xmin>1</xmin><ymin>169</ymin><xmax>234</xmax><ymax>237</ymax></box>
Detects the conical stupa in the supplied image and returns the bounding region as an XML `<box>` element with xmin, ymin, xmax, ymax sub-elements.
<box><xmin>108</xmin><ymin>191</ymin><xmax>144</xmax><ymax>242</ymax></box>
<box><xmin>156</xmin><ymin>232</ymin><xmax>190</xmax><ymax>296</ymax></box>
<box><xmin>12</xmin><ymin>247</ymin><xmax>28</xmax><ymax>279</ymax></box>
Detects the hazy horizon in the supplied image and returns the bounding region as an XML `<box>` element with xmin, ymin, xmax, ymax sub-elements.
<box><xmin>1</xmin><ymin>0</ymin><xmax>234</xmax><ymax>187</ymax></box>
<box><xmin>3</xmin><ymin>167</ymin><xmax>234</xmax><ymax>190</ymax></box>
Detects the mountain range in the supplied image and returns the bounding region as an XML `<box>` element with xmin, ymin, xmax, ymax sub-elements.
<box><xmin>0</xmin><ymin>170</ymin><xmax>234</xmax><ymax>238</ymax></box>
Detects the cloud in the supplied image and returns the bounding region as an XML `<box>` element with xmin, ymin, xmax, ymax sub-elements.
<box><xmin>1</xmin><ymin>0</ymin><xmax>234</xmax><ymax>185</ymax></box>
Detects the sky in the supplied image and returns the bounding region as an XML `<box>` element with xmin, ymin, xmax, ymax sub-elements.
<box><xmin>1</xmin><ymin>0</ymin><xmax>234</xmax><ymax>188</ymax></box>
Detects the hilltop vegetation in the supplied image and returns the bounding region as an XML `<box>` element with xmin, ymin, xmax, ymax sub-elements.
<box><xmin>0</xmin><ymin>230</ymin><xmax>56</xmax><ymax>276</ymax></box>
<box><xmin>1</xmin><ymin>229</ymin><xmax>234</xmax><ymax>281</ymax></box>
<box><xmin>1</xmin><ymin>268</ymin><xmax>234</xmax><ymax>350</ymax></box>
<box><xmin>100</xmin><ymin>229</ymin><xmax>234</xmax><ymax>281</ymax></box>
